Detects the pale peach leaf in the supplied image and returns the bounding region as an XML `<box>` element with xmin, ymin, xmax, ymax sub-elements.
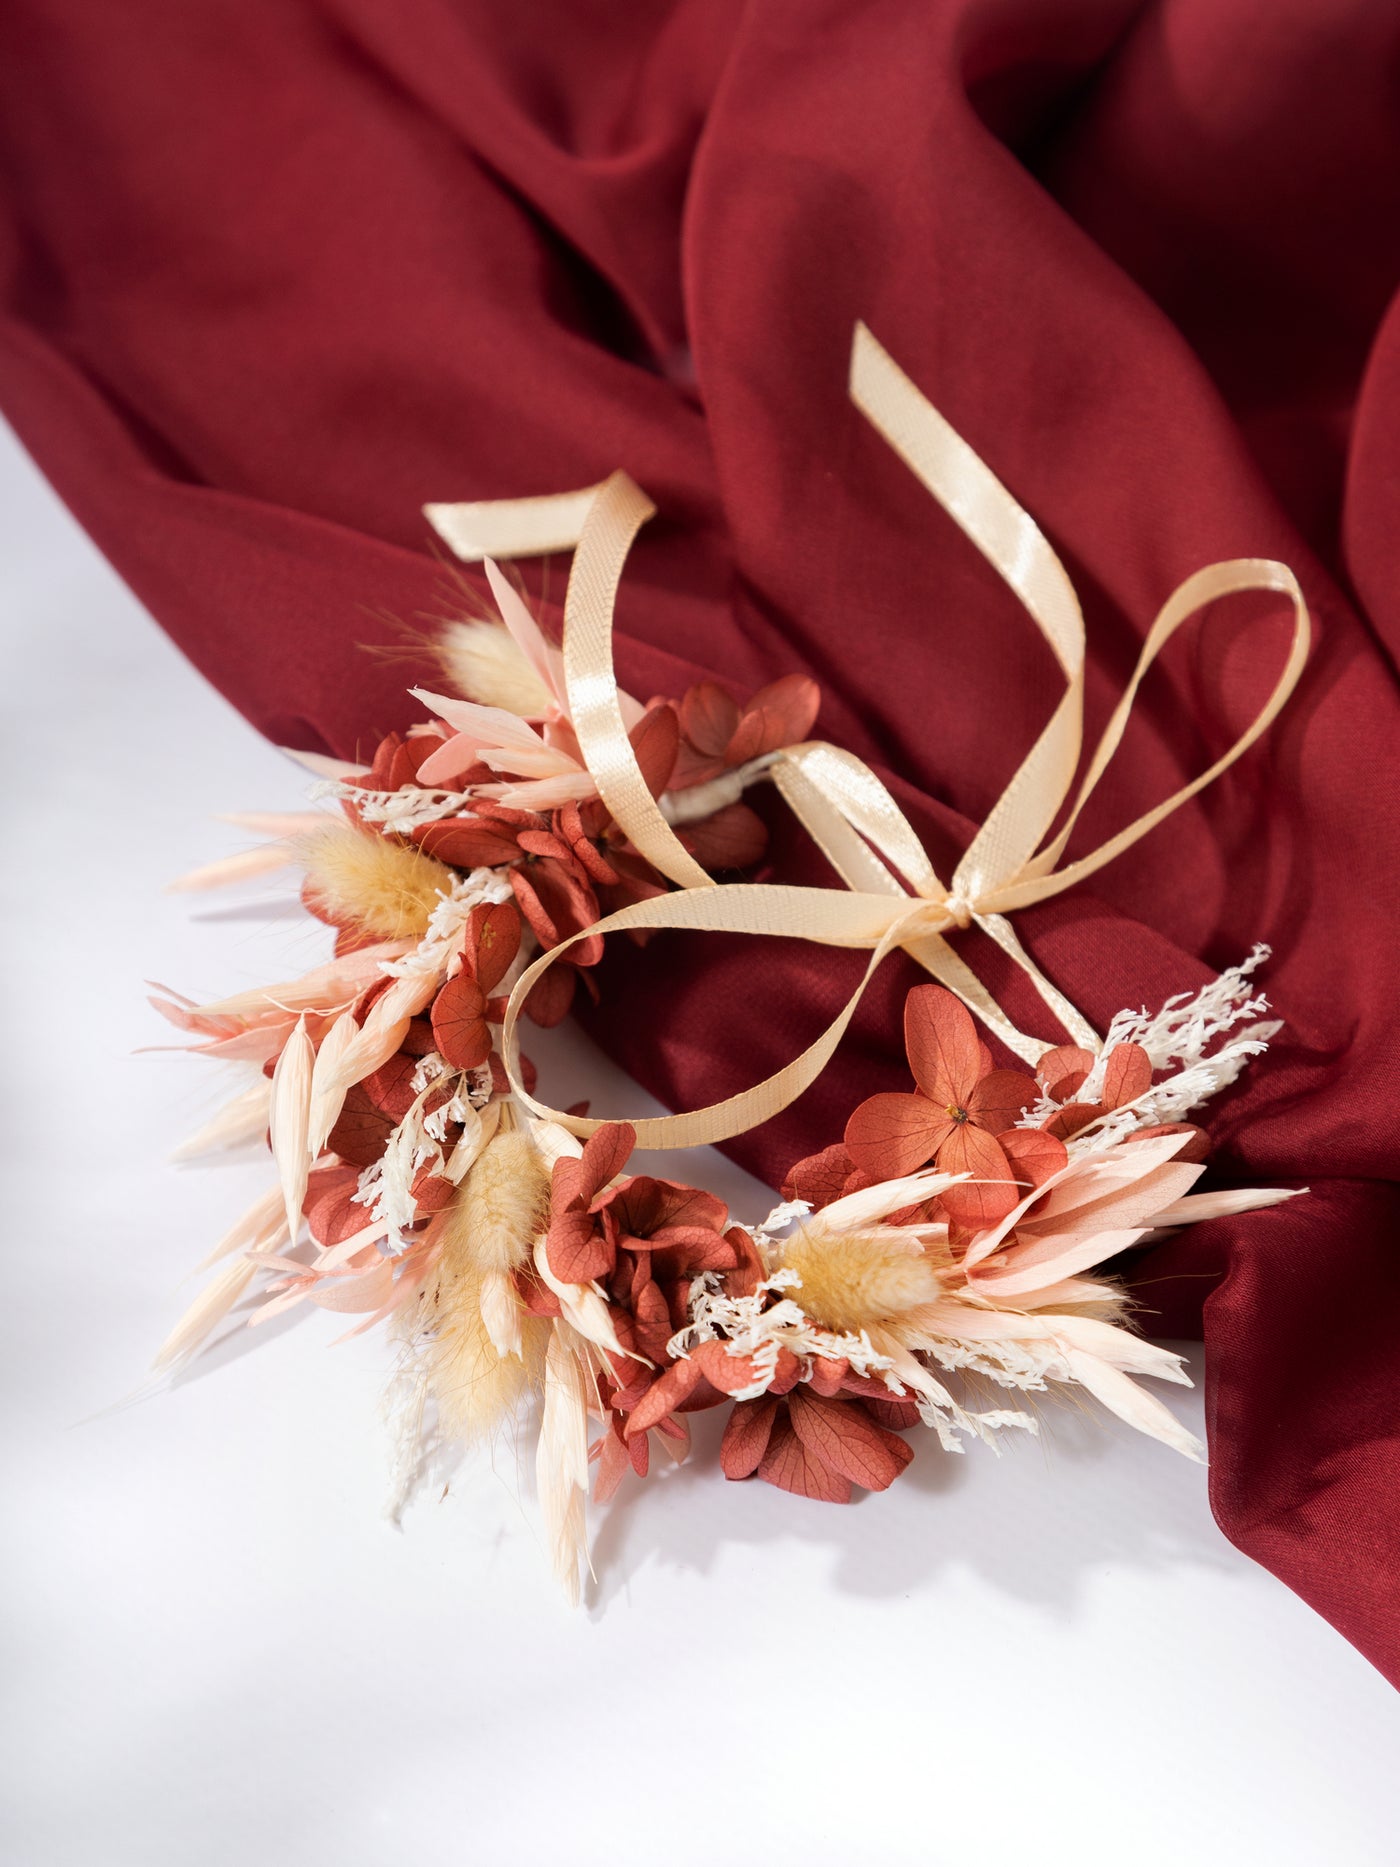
<box><xmin>269</xmin><ymin>1014</ymin><xmax>315</xmax><ymax>1239</ymax></box>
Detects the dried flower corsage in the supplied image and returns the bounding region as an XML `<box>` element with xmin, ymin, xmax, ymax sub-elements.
<box><xmin>148</xmin><ymin>324</ymin><xmax>1309</xmax><ymax>1600</ymax></box>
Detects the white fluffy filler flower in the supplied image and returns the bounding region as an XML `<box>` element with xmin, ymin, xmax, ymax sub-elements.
<box><xmin>311</xmin><ymin>776</ymin><xmax>484</xmax><ymax>834</ymax></box>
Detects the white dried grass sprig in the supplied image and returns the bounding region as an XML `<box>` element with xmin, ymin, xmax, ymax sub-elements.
<box><xmin>1017</xmin><ymin>946</ymin><xmax>1279</xmax><ymax>1153</ymax></box>
<box><xmin>311</xmin><ymin>778</ymin><xmax>483</xmax><ymax>834</ymax></box>
<box><xmin>383</xmin><ymin>1364</ymin><xmax>432</xmax><ymax>1527</ymax></box>
<box><xmin>675</xmin><ymin>1268</ymin><xmax>898</xmax><ymax>1399</ymax></box>
<box><xmin>677</xmin><ymin>1269</ymin><xmax>1041</xmax><ymax>1452</ymax></box>
<box><xmin>1098</xmin><ymin>944</ymin><xmax>1272</xmax><ymax>1071</ymax></box>
<box><xmin>378</xmin><ymin>867</ymin><xmax>515</xmax><ymax>981</ymax></box>
<box><xmin>355</xmin><ymin>1092</ymin><xmax>491</xmax><ymax>1255</ymax></box>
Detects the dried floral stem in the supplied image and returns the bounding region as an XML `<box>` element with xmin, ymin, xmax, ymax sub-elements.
<box><xmin>657</xmin><ymin>753</ymin><xmax>780</xmax><ymax>825</ymax></box>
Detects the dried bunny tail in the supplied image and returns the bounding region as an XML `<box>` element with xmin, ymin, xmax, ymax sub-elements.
<box><xmin>296</xmin><ymin>822</ymin><xmax>455</xmax><ymax>943</ymax></box>
<box><xmin>437</xmin><ymin>616</ymin><xmax>553</xmax><ymax>718</ymax></box>
<box><xmin>777</xmin><ymin>1224</ymin><xmax>949</xmax><ymax>1335</ymax></box>
<box><xmin>406</xmin><ymin>1245</ymin><xmax>546</xmax><ymax>1448</ymax></box>
<box><xmin>443</xmin><ymin>1125</ymin><xmax>551</xmax><ymax>1278</ymax></box>
<box><xmin>435</xmin><ymin>1123</ymin><xmax>551</xmax><ymax>1357</ymax></box>
<box><xmin>406</xmin><ymin>1132</ymin><xmax>552</xmax><ymax>1445</ymax></box>
<box><xmin>354</xmin><ymin>561</ymin><xmax>554</xmax><ymax>717</ymax></box>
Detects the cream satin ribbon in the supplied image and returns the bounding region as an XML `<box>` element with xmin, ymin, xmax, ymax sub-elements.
<box><xmin>425</xmin><ymin>321</ymin><xmax>1310</xmax><ymax>1149</ymax></box>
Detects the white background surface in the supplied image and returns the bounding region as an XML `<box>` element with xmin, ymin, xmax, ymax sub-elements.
<box><xmin>2</xmin><ymin>414</ymin><xmax>1398</xmax><ymax>1867</ymax></box>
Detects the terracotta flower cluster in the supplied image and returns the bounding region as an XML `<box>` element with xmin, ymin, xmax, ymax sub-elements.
<box><xmin>151</xmin><ymin>581</ymin><xmax>1293</xmax><ymax>1597</ymax></box>
<box><xmin>785</xmin><ymin>987</ymin><xmax>1206</xmax><ymax>1234</ymax></box>
<box><xmin>527</xmin><ymin>1121</ymin><xmax>920</xmax><ymax>1505</ymax></box>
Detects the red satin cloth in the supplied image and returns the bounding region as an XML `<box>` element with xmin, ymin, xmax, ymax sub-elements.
<box><xmin>3</xmin><ymin>1</ymin><xmax>1397</xmax><ymax>1682</ymax></box>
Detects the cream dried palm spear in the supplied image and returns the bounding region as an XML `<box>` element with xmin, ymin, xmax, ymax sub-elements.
<box><xmin>768</xmin><ymin>1131</ymin><xmax>1299</xmax><ymax>1460</ymax></box>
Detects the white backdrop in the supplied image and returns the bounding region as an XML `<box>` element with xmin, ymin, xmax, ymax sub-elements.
<box><xmin>3</xmin><ymin>416</ymin><xmax>1397</xmax><ymax>1867</ymax></box>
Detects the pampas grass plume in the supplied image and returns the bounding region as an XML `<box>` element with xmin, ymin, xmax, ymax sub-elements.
<box><xmin>414</xmin><ymin>1128</ymin><xmax>552</xmax><ymax>1444</ymax></box>
<box><xmin>297</xmin><ymin>824</ymin><xmax>453</xmax><ymax>943</ymax></box>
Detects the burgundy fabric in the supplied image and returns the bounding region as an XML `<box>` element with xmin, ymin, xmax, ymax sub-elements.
<box><xmin>3</xmin><ymin>0</ymin><xmax>1398</xmax><ymax>1682</ymax></box>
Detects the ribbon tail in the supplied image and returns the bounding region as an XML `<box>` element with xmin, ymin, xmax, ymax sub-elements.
<box><xmin>1008</xmin><ymin>558</ymin><xmax>1312</xmax><ymax>898</ymax></box>
<box><xmin>424</xmin><ymin>484</ymin><xmax>612</xmax><ymax>562</ymax></box>
<box><xmin>851</xmin><ymin>322</ymin><xmax>1088</xmax><ymax>886</ymax></box>
<box><xmin>970</xmin><ymin>913</ymin><xmax>1100</xmax><ymax>1053</ymax></box>
<box><xmin>898</xmin><ymin>930</ymin><xmax>1057</xmax><ymax>1066</ymax></box>
<box><xmin>774</xmin><ymin>748</ymin><xmax>1064</xmax><ymax>1062</ymax></box>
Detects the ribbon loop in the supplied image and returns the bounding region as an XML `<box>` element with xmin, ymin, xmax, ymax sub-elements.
<box><xmin>852</xmin><ymin>321</ymin><xmax>1088</xmax><ymax>894</ymax></box>
<box><xmin>1003</xmin><ymin>557</ymin><xmax>1310</xmax><ymax>905</ymax></box>
<box><xmin>427</xmin><ymin>323</ymin><xmax>1310</xmax><ymax>1149</ymax></box>
<box><xmin>558</xmin><ymin>472</ymin><xmax>713</xmax><ymax>894</ymax></box>
<box><xmin>772</xmin><ymin>742</ymin><xmax>943</xmax><ymax>897</ymax></box>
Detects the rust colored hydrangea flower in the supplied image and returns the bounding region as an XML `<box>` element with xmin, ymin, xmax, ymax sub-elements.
<box><xmin>1033</xmin><ymin>1040</ymin><xmax>1206</xmax><ymax>1158</ymax></box>
<box><xmin>842</xmin><ymin>985</ymin><xmax>1041</xmax><ymax>1229</ymax></box>
<box><xmin>536</xmin><ymin>1123</ymin><xmax>771</xmax><ymax>1495</ymax></box>
<box><xmin>428</xmin><ymin>900</ymin><xmax>521</xmax><ymax>1069</ymax></box>
<box><xmin>719</xmin><ymin>1361</ymin><xmax>919</xmax><ymax>1503</ymax></box>
<box><xmin>419</xmin><ymin>708</ymin><xmax>697</xmax><ymax>1026</ymax></box>
<box><xmin>674</xmin><ymin>673</ymin><xmax>821</xmax><ymax>787</ymax></box>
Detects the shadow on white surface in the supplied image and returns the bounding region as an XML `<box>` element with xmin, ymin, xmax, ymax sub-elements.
<box><xmin>582</xmin><ymin>1372</ymin><xmax>1235</xmax><ymax>1620</ymax></box>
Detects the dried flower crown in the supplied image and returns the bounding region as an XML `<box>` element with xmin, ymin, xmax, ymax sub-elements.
<box><xmin>151</xmin><ymin>325</ymin><xmax>1308</xmax><ymax>1600</ymax></box>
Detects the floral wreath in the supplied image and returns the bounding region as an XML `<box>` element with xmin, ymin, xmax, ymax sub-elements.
<box><xmin>152</xmin><ymin>325</ymin><xmax>1309</xmax><ymax>1600</ymax></box>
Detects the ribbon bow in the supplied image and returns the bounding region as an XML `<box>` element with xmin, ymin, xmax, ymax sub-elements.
<box><xmin>425</xmin><ymin>322</ymin><xmax>1309</xmax><ymax>1150</ymax></box>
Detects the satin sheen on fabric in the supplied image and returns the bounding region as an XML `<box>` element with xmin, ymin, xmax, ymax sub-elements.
<box><xmin>1</xmin><ymin>0</ymin><xmax>1397</xmax><ymax>1684</ymax></box>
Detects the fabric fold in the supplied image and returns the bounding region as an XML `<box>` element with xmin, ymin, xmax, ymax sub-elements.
<box><xmin>2</xmin><ymin>0</ymin><xmax>1397</xmax><ymax>1685</ymax></box>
